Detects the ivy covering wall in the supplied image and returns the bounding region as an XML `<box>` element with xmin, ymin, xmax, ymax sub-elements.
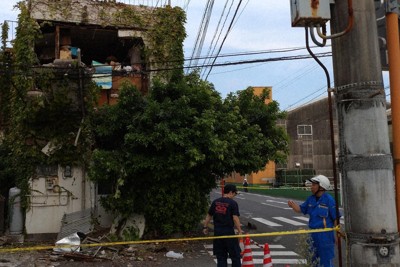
<box><xmin>0</xmin><ymin>2</ymin><xmax>99</xmax><ymax>206</ymax></box>
<box><xmin>0</xmin><ymin>1</ymin><xmax>187</xmax><ymax>212</ymax></box>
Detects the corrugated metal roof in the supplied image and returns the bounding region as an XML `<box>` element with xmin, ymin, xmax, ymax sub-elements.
<box><xmin>57</xmin><ymin>208</ymin><xmax>93</xmax><ymax>240</ymax></box>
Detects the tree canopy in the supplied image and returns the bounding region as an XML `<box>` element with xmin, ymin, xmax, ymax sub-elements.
<box><xmin>89</xmin><ymin>72</ymin><xmax>288</xmax><ymax>235</ymax></box>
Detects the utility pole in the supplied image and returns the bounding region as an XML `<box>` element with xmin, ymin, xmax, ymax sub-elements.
<box><xmin>331</xmin><ymin>0</ymin><xmax>400</xmax><ymax>265</ymax></box>
<box><xmin>385</xmin><ymin>0</ymin><xmax>400</xmax><ymax>232</ymax></box>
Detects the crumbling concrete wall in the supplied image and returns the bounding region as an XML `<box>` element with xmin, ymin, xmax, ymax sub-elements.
<box><xmin>29</xmin><ymin>0</ymin><xmax>152</xmax><ymax>28</ymax></box>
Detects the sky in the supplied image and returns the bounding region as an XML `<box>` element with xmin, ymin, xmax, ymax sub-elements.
<box><xmin>0</xmin><ymin>0</ymin><xmax>391</xmax><ymax>111</ymax></box>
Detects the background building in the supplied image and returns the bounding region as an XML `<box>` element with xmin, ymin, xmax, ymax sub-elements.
<box><xmin>282</xmin><ymin>97</ymin><xmax>338</xmax><ymax>179</ymax></box>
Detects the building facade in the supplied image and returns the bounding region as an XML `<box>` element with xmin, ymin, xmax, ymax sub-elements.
<box><xmin>2</xmin><ymin>0</ymin><xmax>182</xmax><ymax>238</ymax></box>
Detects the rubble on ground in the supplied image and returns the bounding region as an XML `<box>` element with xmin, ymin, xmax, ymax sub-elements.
<box><xmin>0</xmin><ymin>228</ymin><xmax>206</xmax><ymax>266</ymax></box>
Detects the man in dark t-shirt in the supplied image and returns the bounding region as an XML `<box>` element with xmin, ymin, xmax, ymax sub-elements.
<box><xmin>203</xmin><ymin>184</ymin><xmax>243</xmax><ymax>267</ymax></box>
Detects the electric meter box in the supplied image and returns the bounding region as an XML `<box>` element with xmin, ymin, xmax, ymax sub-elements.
<box><xmin>290</xmin><ymin>0</ymin><xmax>331</xmax><ymax>27</ymax></box>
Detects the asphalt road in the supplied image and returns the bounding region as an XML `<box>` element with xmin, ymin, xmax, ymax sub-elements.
<box><xmin>0</xmin><ymin>188</ymin><xmax>346</xmax><ymax>267</ymax></box>
<box><xmin>206</xmin><ymin>189</ymin><xmax>346</xmax><ymax>266</ymax></box>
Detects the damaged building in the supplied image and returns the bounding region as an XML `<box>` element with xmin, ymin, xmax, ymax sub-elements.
<box><xmin>2</xmin><ymin>0</ymin><xmax>185</xmax><ymax>240</ymax></box>
<box><xmin>31</xmin><ymin>0</ymin><xmax>154</xmax><ymax>105</ymax></box>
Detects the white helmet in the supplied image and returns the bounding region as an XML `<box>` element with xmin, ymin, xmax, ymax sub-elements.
<box><xmin>309</xmin><ymin>175</ymin><xmax>330</xmax><ymax>190</ymax></box>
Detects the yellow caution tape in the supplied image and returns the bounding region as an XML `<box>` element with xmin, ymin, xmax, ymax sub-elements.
<box><xmin>0</xmin><ymin>226</ymin><xmax>340</xmax><ymax>253</ymax></box>
<box><xmin>220</xmin><ymin>185</ymin><xmax>308</xmax><ymax>191</ymax></box>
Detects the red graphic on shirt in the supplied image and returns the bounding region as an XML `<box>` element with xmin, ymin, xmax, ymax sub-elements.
<box><xmin>215</xmin><ymin>202</ymin><xmax>229</xmax><ymax>215</ymax></box>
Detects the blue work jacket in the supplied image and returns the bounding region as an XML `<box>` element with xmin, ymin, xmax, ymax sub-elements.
<box><xmin>300</xmin><ymin>192</ymin><xmax>339</xmax><ymax>230</ymax></box>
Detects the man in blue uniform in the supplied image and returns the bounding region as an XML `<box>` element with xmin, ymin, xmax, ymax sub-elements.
<box><xmin>288</xmin><ymin>175</ymin><xmax>340</xmax><ymax>267</ymax></box>
<box><xmin>203</xmin><ymin>184</ymin><xmax>243</xmax><ymax>267</ymax></box>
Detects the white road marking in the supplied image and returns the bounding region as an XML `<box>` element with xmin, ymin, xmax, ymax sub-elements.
<box><xmin>273</xmin><ymin>217</ymin><xmax>307</xmax><ymax>226</ymax></box>
<box><xmin>204</xmin><ymin>244</ymin><xmax>285</xmax><ymax>249</ymax></box>
<box><xmin>295</xmin><ymin>216</ymin><xmax>345</xmax><ymax>225</ymax></box>
<box><xmin>253</xmin><ymin>217</ymin><xmax>282</xmax><ymax>227</ymax></box>
<box><xmin>252</xmin><ymin>251</ymin><xmax>299</xmax><ymax>256</ymax></box>
<box><xmin>262</xmin><ymin>202</ymin><xmax>292</xmax><ymax>209</ymax></box>
<box><xmin>207</xmin><ymin>243</ymin><xmax>306</xmax><ymax>265</ymax></box>
<box><xmin>217</xmin><ymin>258</ymin><xmax>307</xmax><ymax>265</ymax></box>
<box><xmin>293</xmin><ymin>216</ymin><xmax>309</xmax><ymax>222</ymax></box>
<box><xmin>266</xmin><ymin>199</ymin><xmax>288</xmax><ymax>204</ymax></box>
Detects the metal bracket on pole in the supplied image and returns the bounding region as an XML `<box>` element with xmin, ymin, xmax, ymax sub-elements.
<box><xmin>385</xmin><ymin>0</ymin><xmax>400</xmax><ymax>15</ymax></box>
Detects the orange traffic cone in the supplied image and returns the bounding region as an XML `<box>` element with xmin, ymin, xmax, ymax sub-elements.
<box><xmin>263</xmin><ymin>243</ymin><xmax>273</xmax><ymax>267</ymax></box>
<box><xmin>241</xmin><ymin>237</ymin><xmax>254</xmax><ymax>266</ymax></box>
<box><xmin>239</xmin><ymin>237</ymin><xmax>245</xmax><ymax>254</ymax></box>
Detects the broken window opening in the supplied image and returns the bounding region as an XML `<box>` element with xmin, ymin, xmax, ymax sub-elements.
<box><xmin>35</xmin><ymin>23</ymin><xmax>146</xmax><ymax>70</ymax></box>
<box><xmin>34</xmin><ymin>23</ymin><xmax>149</xmax><ymax>105</ymax></box>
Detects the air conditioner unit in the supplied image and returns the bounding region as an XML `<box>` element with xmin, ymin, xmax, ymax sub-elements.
<box><xmin>290</xmin><ymin>0</ymin><xmax>331</xmax><ymax>27</ymax></box>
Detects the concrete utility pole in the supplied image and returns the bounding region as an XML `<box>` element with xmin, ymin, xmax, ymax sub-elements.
<box><xmin>331</xmin><ymin>0</ymin><xmax>400</xmax><ymax>265</ymax></box>
<box><xmin>386</xmin><ymin>1</ymin><xmax>400</xmax><ymax>231</ymax></box>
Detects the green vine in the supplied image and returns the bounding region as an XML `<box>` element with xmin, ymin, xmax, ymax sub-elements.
<box><xmin>111</xmin><ymin>5</ymin><xmax>147</xmax><ymax>28</ymax></box>
<box><xmin>1</xmin><ymin>21</ymin><xmax>12</xmax><ymax>129</ymax></box>
<box><xmin>1</xmin><ymin>21</ymin><xmax>8</xmax><ymax>51</ymax></box>
<box><xmin>146</xmin><ymin>6</ymin><xmax>186</xmax><ymax>81</ymax></box>
<box><xmin>1</xmin><ymin>0</ymin><xmax>186</xmax><ymax>218</ymax></box>
<box><xmin>3</xmin><ymin>2</ymin><xmax>98</xmax><ymax>210</ymax></box>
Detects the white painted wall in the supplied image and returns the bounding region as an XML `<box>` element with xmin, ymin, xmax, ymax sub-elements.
<box><xmin>25</xmin><ymin>166</ymin><xmax>95</xmax><ymax>234</ymax></box>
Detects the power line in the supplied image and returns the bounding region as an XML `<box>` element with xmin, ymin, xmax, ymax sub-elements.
<box><xmin>187</xmin><ymin>45</ymin><xmax>329</xmax><ymax>62</ymax></box>
<box><xmin>187</xmin><ymin>0</ymin><xmax>214</xmax><ymax>70</ymax></box>
<box><xmin>204</xmin><ymin>0</ymin><xmax>243</xmax><ymax>80</ymax></box>
<box><xmin>194</xmin><ymin>0</ymin><xmax>215</xmax><ymax>67</ymax></box>
<box><xmin>186</xmin><ymin>52</ymin><xmax>331</xmax><ymax>71</ymax></box>
<box><xmin>210</xmin><ymin>62</ymin><xmax>269</xmax><ymax>75</ymax></box>
<box><xmin>183</xmin><ymin>0</ymin><xmax>191</xmax><ymax>11</ymax></box>
<box><xmin>274</xmin><ymin>57</ymin><xmax>332</xmax><ymax>95</ymax></box>
<box><xmin>0</xmin><ymin>52</ymin><xmax>332</xmax><ymax>76</ymax></box>
<box><xmin>200</xmin><ymin>0</ymin><xmax>232</xmax><ymax>78</ymax></box>
<box><xmin>230</xmin><ymin>0</ymin><xmax>250</xmax><ymax>29</ymax></box>
<box><xmin>284</xmin><ymin>85</ymin><xmax>327</xmax><ymax>111</ymax></box>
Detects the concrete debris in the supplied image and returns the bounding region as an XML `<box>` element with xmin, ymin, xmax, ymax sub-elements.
<box><xmin>0</xmin><ymin>227</ymin><xmax>215</xmax><ymax>266</ymax></box>
<box><xmin>165</xmin><ymin>251</ymin><xmax>184</xmax><ymax>259</ymax></box>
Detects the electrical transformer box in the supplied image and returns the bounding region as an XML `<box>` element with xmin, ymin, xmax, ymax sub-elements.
<box><xmin>290</xmin><ymin>0</ymin><xmax>331</xmax><ymax>27</ymax></box>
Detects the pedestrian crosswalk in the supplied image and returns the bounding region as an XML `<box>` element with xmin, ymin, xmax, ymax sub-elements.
<box><xmin>253</xmin><ymin>215</ymin><xmax>344</xmax><ymax>227</ymax></box>
<box><xmin>271</xmin><ymin>217</ymin><xmax>307</xmax><ymax>226</ymax></box>
<box><xmin>203</xmin><ymin>214</ymin><xmax>345</xmax><ymax>265</ymax></box>
<box><xmin>204</xmin><ymin>243</ymin><xmax>307</xmax><ymax>265</ymax></box>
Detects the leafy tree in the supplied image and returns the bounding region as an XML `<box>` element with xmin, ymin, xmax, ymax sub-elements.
<box><xmin>89</xmin><ymin>72</ymin><xmax>288</xmax><ymax>236</ymax></box>
<box><xmin>221</xmin><ymin>88</ymin><xmax>288</xmax><ymax>174</ymax></box>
